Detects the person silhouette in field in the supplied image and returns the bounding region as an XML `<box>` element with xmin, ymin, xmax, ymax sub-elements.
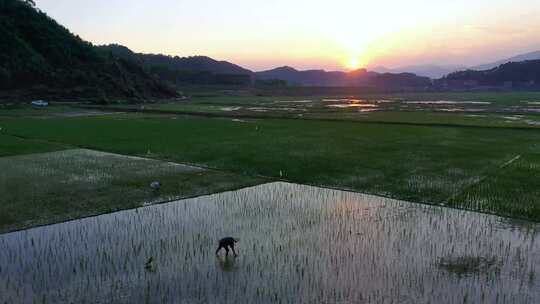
<box><xmin>215</xmin><ymin>237</ymin><xmax>239</xmax><ymax>257</ymax></box>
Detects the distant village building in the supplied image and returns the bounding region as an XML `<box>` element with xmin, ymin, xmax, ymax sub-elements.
<box><xmin>31</xmin><ymin>100</ymin><xmax>49</xmax><ymax>107</ymax></box>
<box><xmin>464</xmin><ymin>80</ymin><xmax>479</xmax><ymax>87</ymax></box>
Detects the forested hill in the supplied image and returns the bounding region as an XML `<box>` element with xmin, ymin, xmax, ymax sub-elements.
<box><xmin>0</xmin><ymin>0</ymin><xmax>176</xmax><ymax>101</ymax></box>
<box><xmin>255</xmin><ymin>66</ymin><xmax>432</xmax><ymax>88</ymax></box>
<box><xmin>98</xmin><ymin>44</ymin><xmax>254</xmax><ymax>86</ymax></box>
<box><xmin>440</xmin><ymin>60</ymin><xmax>540</xmax><ymax>89</ymax></box>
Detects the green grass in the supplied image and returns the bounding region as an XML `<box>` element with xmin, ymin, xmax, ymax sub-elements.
<box><xmin>0</xmin><ymin>149</ymin><xmax>263</xmax><ymax>233</ymax></box>
<box><xmin>0</xmin><ymin>134</ymin><xmax>68</xmax><ymax>157</ymax></box>
<box><xmin>2</xmin><ymin>114</ymin><xmax>540</xmax><ymax>221</ymax></box>
<box><xmin>449</xmin><ymin>153</ymin><xmax>540</xmax><ymax>219</ymax></box>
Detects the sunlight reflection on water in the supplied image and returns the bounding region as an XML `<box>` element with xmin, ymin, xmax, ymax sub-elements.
<box><xmin>1</xmin><ymin>182</ymin><xmax>539</xmax><ymax>303</ymax></box>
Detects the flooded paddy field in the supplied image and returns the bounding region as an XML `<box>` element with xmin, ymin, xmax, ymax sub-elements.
<box><xmin>1</xmin><ymin>182</ymin><xmax>539</xmax><ymax>304</ymax></box>
<box><xmin>89</xmin><ymin>93</ymin><xmax>540</xmax><ymax>128</ymax></box>
<box><xmin>131</xmin><ymin>92</ymin><xmax>540</xmax><ymax>115</ymax></box>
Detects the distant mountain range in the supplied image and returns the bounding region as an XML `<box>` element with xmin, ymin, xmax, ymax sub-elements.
<box><xmin>372</xmin><ymin>50</ymin><xmax>540</xmax><ymax>79</ymax></box>
<box><xmin>470</xmin><ymin>50</ymin><xmax>540</xmax><ymax>71</ymax></box>
<box><xmin>99</xmin><ymin>45</ymin><xmax>251</xmax><ymax>75</ymax></box>
<box><xmin>262</xmin><ymin>56</ymin><xmax>540</xmax><ymax>89</ymax></box>
<box><xmin>370</xmin><ymin>65</ymin><xmax>466</xmax><ymax>80</ymax></box>
<box><xmin>255</xmin><ymin>66</ymin><xmax>346</xmax><ymax>86</ymax></box>
<box><xmin>254</xmin><ymin>66</ymin><xmax>431</xmax><ymax>88</ymax></box>
<box><xmin>98</xmin><ymin>44</ymin><xmax>253</xmax><ymax>86</ymax></box>
<box><xmin>100</xmin><ymin>46</ymin><xmax>431</xmax><ymax>89</ymax></box>
<box><xmin>256</xmin><ymin>49</ymin><xmax>540</xmax><ymax>84</ymax></box>
<box><xmin>436</xmin><ymin>60</ymin><xmax>540</xmax><ymax>89</ymax></box>
<box><xmin>3</xmin><ymin>0</ymin><xmax>540</xmax><ymax>100</ymax></box>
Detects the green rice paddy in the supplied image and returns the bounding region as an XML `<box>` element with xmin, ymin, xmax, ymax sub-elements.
<box><xmin>1</xmin><ymin>92</ymin><xmax>540</xmax><ymax>228</ymax></box>
<box><xmin>0</xmin><ymin>149</ymin><xmax>263</xmax><ymax>233</ymax></box>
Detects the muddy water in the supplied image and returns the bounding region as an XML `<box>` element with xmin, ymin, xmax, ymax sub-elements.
<box><xmin>1</xmin><ymin>182</ymin><xmax>539</xmax><ymax>303</ymax></box>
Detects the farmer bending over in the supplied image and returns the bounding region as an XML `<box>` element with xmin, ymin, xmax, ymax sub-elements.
<box><xmin>215</xmin><ymin>237</ymin><xmax>239</xmax><ymax>257</ymax></box>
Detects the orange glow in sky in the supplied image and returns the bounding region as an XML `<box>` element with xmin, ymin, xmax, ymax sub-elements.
<box><xmin>36</xmin><ymin>0</ymin><xmax>540</xmax><ymax>71</ymax></box>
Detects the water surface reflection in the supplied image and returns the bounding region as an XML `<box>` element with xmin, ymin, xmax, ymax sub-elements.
<box><xmin>1</xmin><ymin>182</ymin><xmax>539</xmax><ymax>303</ymax></box>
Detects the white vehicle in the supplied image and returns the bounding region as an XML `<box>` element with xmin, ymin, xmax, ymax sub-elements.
<box><xmin>31</xmin><ymin>100</ymin><xmax>49</xmax><ymax>107</ymax></box>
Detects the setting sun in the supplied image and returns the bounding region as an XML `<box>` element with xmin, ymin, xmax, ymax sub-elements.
<box><xmin>4</xmin><ymin>1</ymin><xmax>540</xmax><ymax>303</ymax></box>
<box><xmin>348</xmin><ymin>57</ymin><xmax>360</xmax><ymax>70</ymax></box>
<box><xmin>346</xmin><ymin>54</ymin><xmax>370</xmax><ymax>70</ymax></box>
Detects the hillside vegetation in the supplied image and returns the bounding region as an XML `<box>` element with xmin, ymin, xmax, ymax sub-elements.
<box><xmin>255</xmin><ymin>66</ymin><xmax>432</xmax><ymax>88</ymax></box>
<box><xmin>98</xmin><ymin>44</ymin><xmax>254</xmax><ymax>86</ymax></box>
<box><xmin>440</xmin><ymin>60</ymin><xmax>540</xmax><ymax>89</ymax></box>
<box><xmin>0</xmin><ymin>0</ymin><xmax>176</xmax><ymax>101</ymax></box>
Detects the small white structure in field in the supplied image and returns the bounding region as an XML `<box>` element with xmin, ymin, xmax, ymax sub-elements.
<box><xmin>31</xmin><ymin>100</ymin><xmax>49</xmax><ymax>107</ymax></box>
<box><xmin>150</xmin><ymin>181</ymin><xmax>161</xmax><ymax>191</ymax></box>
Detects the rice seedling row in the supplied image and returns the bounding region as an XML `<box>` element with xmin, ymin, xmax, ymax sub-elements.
<box><xmin>1</xmin><ymin>182</ymin><xmax>538</xmax><ymax>303</ymax></box>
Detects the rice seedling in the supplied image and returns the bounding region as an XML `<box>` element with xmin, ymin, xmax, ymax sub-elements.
<box><xmin>3</xmin><ymin>110</ymin><xmax>540</xmax><ymax>221</ymax></box>
<box><xmin>0</xmin><ymin>149</ymin><xmax>263</xmax><ymax>233</ymax></box>
<box><xmin>1</xmin><ymin>182</ymin><xmax>538</xmax><ymax>303</ymax></box>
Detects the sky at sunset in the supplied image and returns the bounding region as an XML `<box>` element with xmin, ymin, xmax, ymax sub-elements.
<box><xmin>36</xmin><ymin>0</ymin><xmax>540</xmax><ymax>71</ymax></box>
